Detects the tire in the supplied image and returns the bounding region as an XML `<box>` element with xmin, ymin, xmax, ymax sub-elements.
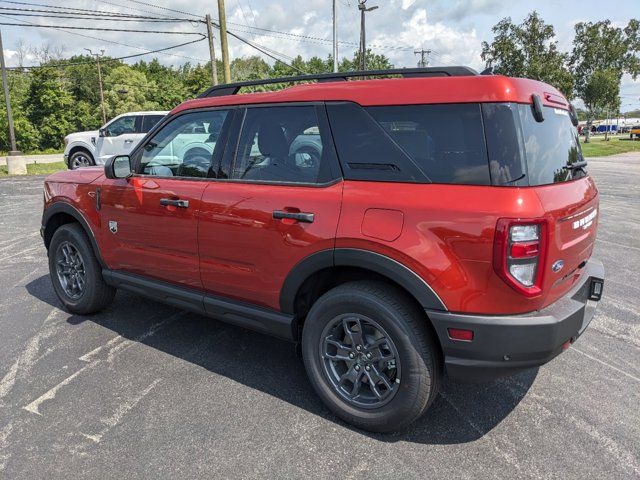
<box><xmin>302</xmin><ymin>281</ymin><xmax>441</xmax><ymax>433</ymax></box>
<box><xmin>68</xmin><ymin>150</ymin><xmax>94</xmax><ymax>169</ymax></box>
<box><xmin>48</xmin><ymin>223</ymin><xmax>115</xmax><ymax>314</ymax></box>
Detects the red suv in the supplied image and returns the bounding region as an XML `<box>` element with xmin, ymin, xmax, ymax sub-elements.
<box><xmin>41</xmin><ymin>67</ymin><xmax>604</xmax><ymax>432</ymax></box>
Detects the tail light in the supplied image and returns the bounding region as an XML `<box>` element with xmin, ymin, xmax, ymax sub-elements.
<box><xmin>493</xmin><ymin>218</ymin><xmax>547</xmax><ymax>297</ymax></box>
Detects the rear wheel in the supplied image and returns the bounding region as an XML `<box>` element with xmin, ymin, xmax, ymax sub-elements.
<box><xmin>48</xmin><ymin>223</ymin><xmax>115</xmax><ymax>314</ymax></box>
<box><xmin>302</xmin><ymin>281</ymin><xmax>441</xmax><ymax>432</ymax></box>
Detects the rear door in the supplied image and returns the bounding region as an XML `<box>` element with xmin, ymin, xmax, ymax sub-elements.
<box><xmin>198</xmin><ymin>104</ymin><xmax>343</xmax><ymax>311</ymax></box>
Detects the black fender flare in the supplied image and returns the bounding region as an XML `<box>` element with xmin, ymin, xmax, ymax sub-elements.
<box><xmin>42</xmin><ymin>202</ymin><xmax>106</xmax><ymax>268</ymax></box>
<box><xmin>279</xmin><ymin>248</ymin><xmax>447</xmax><ymax>314</ymax></box>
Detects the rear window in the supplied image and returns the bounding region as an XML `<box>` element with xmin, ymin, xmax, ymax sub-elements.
<box><xmin>483</xmin><ymin>103</ymin><xmax>585</xmax><ymax>185</ymax></box>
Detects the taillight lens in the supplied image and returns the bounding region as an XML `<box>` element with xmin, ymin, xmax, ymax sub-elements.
<box><xmin>493</xmin><ymin>219</ymin><xmax>547</xmax><ymax>296</ymax></box>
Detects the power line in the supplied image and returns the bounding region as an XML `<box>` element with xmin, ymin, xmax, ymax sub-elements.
<box><xmin>0</xmin><ymin>19</ymin><xmax>203</xmax><ymax>35</ymax></box>
<box><xmin>93</xmin><ymin>0</ymin><xmax>307</xmax><ymax>71</ymax></box>
<box><xmin>126</xmin><ymin>0</ymin><xmax>201</xmax><ymax>19</ymax></box>
<box><xmin>7</xmin><ymin>38</ymin><xmax>206</xmax><ymax>70</ymax></box>
<box><xmin>0</xmin><ymin>13</ymin><xmax>209</xmax><ymax>63</ymax></box>
<box><xmin>0</xmin><ymin>12</ymin><xmax>193</xmax><ymax>22</ymax></box>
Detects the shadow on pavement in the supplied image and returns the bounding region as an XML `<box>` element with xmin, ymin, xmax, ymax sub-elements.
<box><xmin>26</xmin><ymin>274</ymin><xmax>537</xmax><ymax>445</ymax></box>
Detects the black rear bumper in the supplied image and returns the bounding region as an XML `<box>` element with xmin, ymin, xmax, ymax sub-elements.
<box><xmin>427</xmin><ymin>258</ymin><xmax>604</xmax><ymax>383</ymax></box>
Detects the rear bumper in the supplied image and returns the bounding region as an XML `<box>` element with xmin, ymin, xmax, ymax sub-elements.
<box><xmin>427</xmin><ymin>258</ymin><xmax>604</xmax><ymax>383</ymax></box>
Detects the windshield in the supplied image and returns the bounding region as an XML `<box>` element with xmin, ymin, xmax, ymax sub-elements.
<box><xmin>482</xmin><ymin>103</ymin><xmax>585</xmax><ymax>186</ymax></box>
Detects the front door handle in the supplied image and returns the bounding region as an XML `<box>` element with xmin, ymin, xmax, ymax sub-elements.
<box><xmin>160</xmin><ymin>198</ymin><xmax>189</xmax><ymax>208</ymax></box>
<box><xmin>273</xmin><ymin>210</ymin><xmax>314</xmax><ymax>223</ymax></box>
<box><xmin>124</xmin><ymin>139</ymin><xmax>134</xmax><ymax>144</ymax></box>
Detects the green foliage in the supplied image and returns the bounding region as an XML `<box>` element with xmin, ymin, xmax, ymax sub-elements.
<box><xmin>24</xmin><ymin>67</ymin><xmax>74</xmax><ymax>149</ymax></box>
<box><xmin>103</xmin><ymin>65</ymin><xmax>160</xmax><ymax>118</ymax></box>
<box><xmin>481</xmin><ymin>11</ymin><xmax>574</xmax><ymax>97</ymax></box>
<box><xmin>583</xmin><ymin>69</ymin><xmax>620</xmax><ymax>116</ymax></box>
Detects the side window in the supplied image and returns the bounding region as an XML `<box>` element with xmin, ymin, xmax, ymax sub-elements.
<box><xmin>326</xmin><ymin>102</ymin><xmax>427</xmax><ymax>183</ymax></box>
<box><xmin>141</xmin><ymin>115</ymin><xmax>165</xmax><ymax>133</ymax></box>
<box><xmin>136</xmin><ymin>109</ymin><xmax>230</xmax><ymax>178</ymax></box>
<box><xmin>366</xmin><ymin>104</ymin><xmax>490</xmax><ymax>185</ymax></box>
<box><xmin>232</xmin><ymin>105</ymin><xmax>335</xmax><ymax>184</ymax></box>
<box><xmin>105</xmin><ymin>116</ymin><xmax>136</xmax><ymax>137</ymax></box>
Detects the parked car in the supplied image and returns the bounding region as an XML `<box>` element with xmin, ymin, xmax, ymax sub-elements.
<box><xmin>631</xmin><ymin>125</ymin><xmax>640</xmax><ymax>139</ymax></box>
<box><xmin>63</xmin><ymin>111</ymin><xmax>168</xmax><ymax>169</ymax></box>
<box><xmin>41</xmin><ymin>68</ymin><xmax>604</xmax><ymax>433</ymax></box>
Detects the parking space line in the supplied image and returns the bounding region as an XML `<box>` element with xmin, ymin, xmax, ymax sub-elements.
<box><xmin>571</xmin><ymin>347</ymin><xmax>640</xmax><ymax>383</ymax></box>
<box><xmin>23</xmin><ymin>362</ymin><xmax>98</xmax><ymax>416</ymax></box>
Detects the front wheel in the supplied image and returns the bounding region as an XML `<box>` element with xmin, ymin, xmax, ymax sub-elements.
<box><xmin>48</xmin><ymin>223</ymin><xmax>115</xmax><ymax>314</ymax></box>
<box><xmin>68</xmin><ymin>150</ymin><xmax>94</xmax><ymax>169</ymax></box>
<box><xmin>302</xmin><ymin>281</ymin><xmax>441</xmax><ymax>433</ymax></box>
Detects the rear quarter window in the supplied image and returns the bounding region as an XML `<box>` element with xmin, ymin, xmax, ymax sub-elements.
<box><xmin>367</xmin><ymin>104</ymin><xmax>490</xmax><ymax>185</ymax></box>
<box><xmin>326</xmin><ymin>102</ymin><xmax>491</xmax><ymax>185</ymax></box>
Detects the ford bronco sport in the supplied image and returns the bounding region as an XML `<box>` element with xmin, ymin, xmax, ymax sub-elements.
<box><xmin>41</xmin><ymin>67</ymin><xmax>604</xmax><ymax>432</ymax></box>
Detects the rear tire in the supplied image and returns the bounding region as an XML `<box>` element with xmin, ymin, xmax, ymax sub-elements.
<box><xmin>302</xmin><ymin>281</ymin><xmax>441</xmax><ymax>433</ymax></box>
<box><xmin>48</xmin><ymin>223</ymin><xmax>115</xmax><ymax>314</ymax></box>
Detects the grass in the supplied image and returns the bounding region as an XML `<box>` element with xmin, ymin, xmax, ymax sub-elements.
<box><xmin>581</xmin><ymin>135</ymin><xmax>640</xmax><ymax>157</ymax></box>
<box><xmin>0</xmin><ymin>161</ymin><xmax>67</xmax><ymax>177</ymax></box>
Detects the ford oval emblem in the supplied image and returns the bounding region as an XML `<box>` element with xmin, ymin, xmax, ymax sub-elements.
<box><xmin>552</xmin><ymin>260</ymin><xmax>564</xmax><ymax>273</ymax></box>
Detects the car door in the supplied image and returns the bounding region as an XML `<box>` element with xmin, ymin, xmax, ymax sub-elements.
<box><xmin>99</xmin><ymin>108</ymin><xmax>232</xmax><ymax>289</ymax></box>
<box><xmin>198</xmin><ymin>104</ymin><xmax>343</xmax><ymax>311</ymax></box>
<box><xmin>96</xmin><ymin>115</ymin><xmax>141</xmax><ymax>163</ymax></box>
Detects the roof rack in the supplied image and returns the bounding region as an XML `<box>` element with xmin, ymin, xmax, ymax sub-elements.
<box><xmin>198</xmin><ymin>66</ymin><xmax>478</xmax><ymax>98</ymax></box>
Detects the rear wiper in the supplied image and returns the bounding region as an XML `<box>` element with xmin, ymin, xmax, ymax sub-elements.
<box><xmin>563</xmin><ymin>160</ymin><xmax>588</xmax><ymax>172</ymax></box>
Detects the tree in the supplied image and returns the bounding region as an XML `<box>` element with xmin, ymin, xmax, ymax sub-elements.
<box><xmin>583</xmin><ymin>70</ymin><xmax>620</xmax><ymax>140</ymax></box>
<box><xmin>342</xmin><ymin>49</ymin><xmax>393</xmax><ymax>72</ymax></box>
<box><xmin>133</xmin><ymin>59</ymin><xmax>188</xmax><ymax>110</ymax></box>
<box><xmin>102</xmin><ymin>65</ymin><xmax>159</xmax><ymax>118</ymax></box>
<box><xmin>24</xmin><ymin>67</ymin><xmax>74</xmax><ymax>149</ymax></box>
<box><xmin>570</xmin><ymin>19</ymin><xmax>640</xmax><ymax>141</ymax></box>
<box><xmin>481</xmin><ymin>12</ymin><xmax>574</xmax><ymax>97</ymax></box>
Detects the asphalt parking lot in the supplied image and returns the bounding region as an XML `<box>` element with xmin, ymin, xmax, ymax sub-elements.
<box><xmin>0</xmin><ymin>155</ymin><xmax>639</xmax><ymax>479</ymax></box>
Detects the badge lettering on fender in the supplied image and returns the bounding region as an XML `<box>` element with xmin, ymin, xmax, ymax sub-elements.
<box><xmin>109</xmin><ymin>220</ymin><xmax>118</xmax><ymax>234</ymax></box>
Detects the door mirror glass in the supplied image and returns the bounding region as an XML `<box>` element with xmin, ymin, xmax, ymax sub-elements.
<box><xmin>99</xmin><ymin>128</ymin><xmax>106</xmax><ymax>137</ymax></box>
<box><xmin>105</xmin><ymin>155</ymin><xmax>132</xmax><ymax>179</ymax></box>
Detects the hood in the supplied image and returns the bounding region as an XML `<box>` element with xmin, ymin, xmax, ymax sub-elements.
<box><xmin>66</xmin><ymin>130</ymin><xmax>99</xmax><ymax>141</ymax></box>
<box><xmin>45</xmin><ymin>166</ymin><xmax>104</xmax><ymax>184</ymax></box>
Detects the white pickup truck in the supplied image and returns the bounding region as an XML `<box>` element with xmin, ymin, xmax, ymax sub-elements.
<box><xmin>63</xmin><ymin>111</ymin><xmax>168</xmax><ymax>169</ymax></box>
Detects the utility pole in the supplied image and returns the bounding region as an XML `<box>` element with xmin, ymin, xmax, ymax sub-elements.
<box><xmin>85</xmin><ymin>48</ymin><xmax>106</xmax><ymax>125</ymax></box>
<box><xmin>332</xmin><ymin>0</ymin><xmax>338</xmax><ymax>72</ymax></box>
<box><xmin>414</xmin><ymin>49</ymin><xmax>430</xmax><ymax>68</ymax></box>
<box><xmin>358</xmin><ymin>0</ymin><xmax>378</xmax><ymax>71</ymax></box>
<box><xmin>205</xmin><ymin>14</ymin><xmax>219</xmax><ymax>86</ymax></box>
<box><xmin>217</xmin><ymin>0</ymin><xmax>231</xmax><ymax>83</ymax></box>
<box><xmin>0</xmin><ymin>29</ymin><xmax>19</xmax><ymax>155</ymax></box>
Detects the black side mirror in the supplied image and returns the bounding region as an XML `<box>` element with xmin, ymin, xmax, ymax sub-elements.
<box><xmin>531</xmin><ymin>94</ymin><xmax>545</xmax><ymax>123</ymax></box>
<box><xmin>105</xmin><ymin>155</ymin><xmax>132</xmax><ymax>179</ymax></box>
<box><xmin>569</xmin><ymin>104</ymin><xmax>579</xmax><ymax>127</ymax></box>
<box><xmin>99</xmin><ymin>128</ymin><xmax>107</xmax><ymax>138</ymax></box>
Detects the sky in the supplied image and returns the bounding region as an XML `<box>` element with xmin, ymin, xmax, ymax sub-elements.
<box><xmin>1</xmin><ymin>0</ymin><xmax>639</xmax><ymax>110</ymax></box>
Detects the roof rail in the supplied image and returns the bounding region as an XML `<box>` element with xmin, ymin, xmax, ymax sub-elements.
<box><xmin>198</xmin><ymin>66</ymin><xmax>478</xmax><ymax>98</ymax></box>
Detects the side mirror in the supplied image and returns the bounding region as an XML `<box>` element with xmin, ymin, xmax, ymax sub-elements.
<box><xmin>99</xmin><ymin>128</ymin><xmax>107</xmax><ymax>138</ymax></box>
<box><xmin>105</xmin><ymin>155</ymin><xmax>132</xmax><ymax>179</ymax></box>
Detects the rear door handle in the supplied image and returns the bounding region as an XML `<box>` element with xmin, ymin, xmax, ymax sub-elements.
<box><xmin>124</xmin><ymin>139</ymin><xmax>134</xmax><ymax>144</ymax></box>
<box><xmin>160</xmin><ymin>198</ymin><xmax>189</xmax><ymax>208</ymax></box>
<box><xmin>273</xmin><ymin>210</ymin><xmax>314</xmax><ymax>223</ymax></box>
